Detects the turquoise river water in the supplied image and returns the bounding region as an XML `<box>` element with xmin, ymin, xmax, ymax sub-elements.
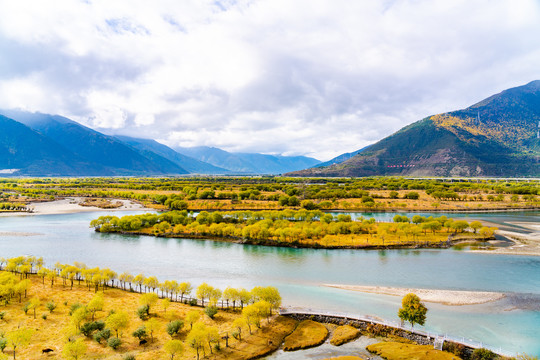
<box><xmin>0</xmin><ymin>210</ymin><xmax>539</xmax><ymax>356</ymax></box>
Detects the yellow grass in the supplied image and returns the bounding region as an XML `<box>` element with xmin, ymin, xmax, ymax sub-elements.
<box><xmin>0</xmin><ymin>272</ymin><xmax>285</xmax><ymax>360</ymax></box>
<box><xmin>211</xmin><ymin>316</ymin><xmax>297</xmax><ymax>360</ymax></box>
<box><xmin>330</xmin><ymin>325</ymin><xmax>360</xmax><ymax>346</ymax></box>
<box><xmin>366</xmin><ymin>341</ymin><xmax>462</xmax><ymax>360</ymax></box>
<box><xmin>282</xmin><ymin>320</ymin><xmax>329</xmax><ymax>351</ymax></box>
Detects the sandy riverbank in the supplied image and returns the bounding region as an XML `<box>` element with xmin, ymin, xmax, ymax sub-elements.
<box><xmin>0</xmin><ymin>197</ymin><xmax>151</xmax><ymax>216</ymax></box>
<box><xmin>469</xmin><ymin>221</ymin><xmax>540</xmax><ymax>256</ymax></box>
<box><xmin>323</xmin><ymin>284</ymin><xmax>505</xmax><ymax>306</ymax></box>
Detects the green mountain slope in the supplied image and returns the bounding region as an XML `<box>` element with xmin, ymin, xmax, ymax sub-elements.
<box><xmin>288</xmin><ymin>80</ymin><xmax>540</xmax><ymax>177</ymax></box>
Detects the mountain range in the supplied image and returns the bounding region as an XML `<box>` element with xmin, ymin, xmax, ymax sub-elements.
<box><xmin>174</xmin><ymin>146</ymin><xmax>321</xmax><ymax>174</ymax></box>
<box><xmin>2</xmin><ymin>80</ymin><xmax>539</xmax><ymax>177</ymax></box>
<box><xmin>288</xmin><ymin>80</ymin><xmax>540</xmax><ymax>177</ymax></box>
<box><xmin>0</xmin><ymin>110</ymin><xmax>319</xmax><ymax>176</ymax></box>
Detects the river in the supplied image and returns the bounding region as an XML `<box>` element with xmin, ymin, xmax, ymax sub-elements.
<box><xmin>0</xmin><ymin>210</ymin><xmax>539</xmax><ymax>356</ymax></box>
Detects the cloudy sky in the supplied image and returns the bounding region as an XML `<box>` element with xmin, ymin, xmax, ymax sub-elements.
<box><xmin>1</xmin><ymin>0</ymin><xmax>539</xmax><ymax>161</ymax></box>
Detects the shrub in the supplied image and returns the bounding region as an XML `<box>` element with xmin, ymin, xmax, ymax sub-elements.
<box><xmin>46</xmin><ymin>301</ymin><xmax>57</xmax><ymax>313</ymax></box>
<box><xmin>94</xmin><ymin>320</ymin><xmax>105</xmax><ymax>331</ymax></box>
<box><xmin>204</xmin><ymin>306</ymin><xmax>218</xmax><ymax>319</ymax></box>
<box><xmin>0</xmin><ymin>338</ymin><xmax>7</xmax><ymax>352</ymax></box>
<box><xmin>69</xmin><ymin>302</ymin><xmax>82</xmax><ymax>316</ymax></box>
<box><xmin>107</xmin><ymin>337</ymin><xmax>122</xmax><ymax>350</ymax></box>
<box><xmin>405</xmin><ymin>192</ymin><xmax>420</xmax><ymax>200</ymax></box>
<box><xmin>188</xmin><ymin>298</ymin><xmax>197</xmax><ymax>306</ymax></box>
<box><xmin>0</xmin><ymin>312</ymin><xmax>5</xmax><ymax>320</ymax></box>
<box><xmin>41</xmin><ymin>313</ymin><xmax>48</xmax><ymax>320</ymax></box>
<box><xmin>22</xmin><ymin>303</ymin><xmax>30</xmax><ymax>315</ymax></box>
<box><xmin>471</xmin><ymin>348</ymin><xmax>496</xmax><ymax>360</ymax></box>
<box><xmin>166</xmin><ymin>320</ymin><xmax>184</xmax><ymax>337</ymax></box>
<box><xmin>136</xmin><ymin>305</ymin><xmax>149</xmax><ymax>320</ymax></box>
<box><xmin>443</xmin><ymin>342</ymin><xmax>465</xmax><ymax>357</ymax></box>
<box><xmin>94</xmin><ymin>328</ymin><xmax>111</xmax><ymax>344</ymax></box>
<box><xmin>123</xmin><ymin>354</ymin><xmax>136</xmax><ymax>360</ymax></box>
<box><xmin>366</xmin><ymin>323</ymin><xmax>388</xmax><ymax>337</ymax></box>
<box><xmin>132</xmin><ymin>326</ymin><xmax>147</xmax><ymax>340</ymax></box>
<box><xmin>81</xmin><ymin>322</ymin><xmax>98</xmax><ymax>337</ymax></box>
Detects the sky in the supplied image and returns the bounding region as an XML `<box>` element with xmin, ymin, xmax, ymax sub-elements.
<box><xmin>1</xmin><ymin>0</ymin><xmax>540</xmax><ymax>161</ymax></box>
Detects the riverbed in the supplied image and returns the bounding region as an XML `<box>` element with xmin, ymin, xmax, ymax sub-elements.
<box><xmin>0</xmin><ymin>209</ymin><xmax>539</xmax><ymax>356</ymax></box>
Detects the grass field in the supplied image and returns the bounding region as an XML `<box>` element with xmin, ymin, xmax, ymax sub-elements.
<box><xmin>282</xmin><ymin>320</ymin><xmax>329</xmax><ymax>351</ymax></box>
<box><xmin>0</xmin><ymin>271</ymin><xmax>293</xmax><ymax>360</ymax></box>
<box><xmin>366</xmin><ymin>341</ymin><xmax>462</xmax><ymax>360</ymax></box>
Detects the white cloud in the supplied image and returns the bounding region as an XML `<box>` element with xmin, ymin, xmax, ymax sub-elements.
<box><xmin>1</xmin><ymin>0</ymin><xmax>540</xmax><ymax>160</ymax></box>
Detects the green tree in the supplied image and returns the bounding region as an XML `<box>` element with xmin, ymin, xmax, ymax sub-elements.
<box><xmin>187</xmin><ymin>323</ymin><xmax>207</xmax><ymax>360</ymax></box>
<box><xmin>398</xmin><ymin>293</ymin><xmax>427</xmax><ymax>328</ymax></box>
<box><xmin>28</xmin><ymin>297</ymin><xmax>40</xmax><ymax>319</ymax></box>
<box><xmin>164</xmin><ymin>339</ymin><xmax>184</xmax><ymax>359</ymax></box>
<box><xmin>178</xmin><ymin>282</ymin><xmax>192</xmax><ymax>302</ymax></box>
<box><xmin>7</xmin><ymin>328</ymin><xmax>33</xmax><ymax>360</ymax></box>
<box><xmin>146</xmin><ymin>318</ymin><xmax>160</xmax><ymax>342</ymax></box>
<box><xmin>87</xmin><ymin>292</ymin><xmax>104</xmax><ymax>321</ymax></box>
<box><xmin>106</xmin><ymin>311</ymin><xmax>129</xmax><ymax>338</ymax></box>
<box><xmin>469</xmin><ymin>221</ymin><xmax>483</xmax><ymax>234</ymax></box>
<box><xmin>62</xmin><ymin>338</ymin><xmax>87</xmax><ymax>360</ymax></box>
<box><xmin>139</xmin><ymin>293</ymin><xmax>158</xmax><ymax>315</ymax></box>
<box><xmin>185</xmin><ymin>310</ymin><xmax>200</xmax><ymax>330</ymax></box>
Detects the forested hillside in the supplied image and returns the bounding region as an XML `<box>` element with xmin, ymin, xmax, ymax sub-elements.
<box><xmin>289</xmin><ymin>80</ymin><xmax>540</xmax><ymax>177</ymax></box>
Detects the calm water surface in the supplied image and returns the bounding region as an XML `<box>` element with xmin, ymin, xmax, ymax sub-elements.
<box><xmin>0</xmin><ymin>210</ymin><xmax>539</xmax><ymax>356</ymax></box>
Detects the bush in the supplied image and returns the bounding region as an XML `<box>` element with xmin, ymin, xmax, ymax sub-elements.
<box><xmin>188</xmin><ymin>298</ymin><xmax>197</xmax><ymax>306</ymax></box>
<box><xmin>94</xmin><ymin>328</ymin><xmax>111</xmax><ymax>344</ymax></box>
<box><xmin>166</xmin><ymin>320</ymin><xmax>184</xmax><ymax>337</ymax></box>
<box><xmin>46</xmin><ymin>301</ymin><xmax>57</xmax><ymax>313</ymax></box>
<box><xmin>132</xmin><ymin>326</ymin><xmax>147</xmax><ymax>340</ymax></box>
<box><xmin>471</xmin><ymin>348</ymin><xmax>496</xmax><ymax>360</ymax></box>
<box><xmin>404</xmin><ymin>192</ymin><xmax>420</xmax><ymax>200</ymax></box>
<box><xmin>0</xmin><ymin>311</ymin><xmax>5</xmax><ymax>320</ymax></box>
<box><xmin>69</xmin><ymin>302</ymin><xmax>82</xmax><ymax>316</ymax></box>
<box><xmin>41</xmin><ymin>313</ymin><xmax>48</xmax><ymax>320</ymax></box>
<box><xmin>107</xmin><ymin>337</ymin><xmax>122</xmax><ymax>350</ymax></box>
<box><xmin>0</xmin><ymin>338</ymin><xmax>7</xmax><ymax>352</ymax></box>
<box><xmin>136</xmin><ymin>305</ymin><xmax>149</xmax><ymax>320</ymax></box>
<box><xmin>123</xmin><ymin>354</ymin><xmax>136</xmax><ymax>360</ymax></box>
<box><xmin>81</xmin><ymin>322</ymin><xmax>97</xmax><ymax>337</ymax></box>
<box><xmin>204</xmin><ymin>306</ymin><xmax>218</xmax><ymax>319</ymax></box>
<box><xmin>94</xmin><ymin>320</ymin><xmax>105</xmax><ymax>331</ymax></box>
<box><xmin>443</xmin><ymin>342</ymin><xmax>465</xmax><ymax>357</ymax></box>
<box><xmin>22</xmin><ymin>303</ymin><xmax>30</xmax><ymax>315</ymax></box>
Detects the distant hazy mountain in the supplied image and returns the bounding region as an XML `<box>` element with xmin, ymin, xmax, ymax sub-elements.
<box><xmin>0</xmin><ymin>110</ymin><xmax>187</xmax><ymax>176</ymax></box>
<box><xmin>289</xmin><ymin>80</ymin><xmax>540</xmax><ymax>177</ymax></box>
<box><xmin>175</xmin><ymin>146</ymin><xmax>321</xmax><ymax>174</ymax></box>
<box><xmin>115</xmin><ymin>136</ymin><xmax>229</xmax><ymax>174</ymax></box>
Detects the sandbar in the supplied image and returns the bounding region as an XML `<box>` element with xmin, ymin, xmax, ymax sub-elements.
<box><xmin>471</xmin><ymin>223</ymin><xmax>540</xmax><ymax>256</ymax></box>
<box><xmin>323</xmin><ymin>284</ymin><xmax>505</xmax><ymax>306</ymax></box>
<box><xmin>0</xmin><ymin>231</ymin><xmax>42</xmax><ymax>236</ymax></box>
<box><xmin>0</xmin><ymin>197</ymin><xmax>150</xmax><ymax>217</ymax></box>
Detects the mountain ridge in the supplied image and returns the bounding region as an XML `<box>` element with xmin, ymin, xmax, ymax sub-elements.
<box><xmin>287</xmin><ymin>80</ymin><xmax>540</xmax><ymax>177</ymax></box>
<box><xmin>174</xmin><ymin>145</ymin><xmax>321</xmax><ymax>174</ymax></box>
